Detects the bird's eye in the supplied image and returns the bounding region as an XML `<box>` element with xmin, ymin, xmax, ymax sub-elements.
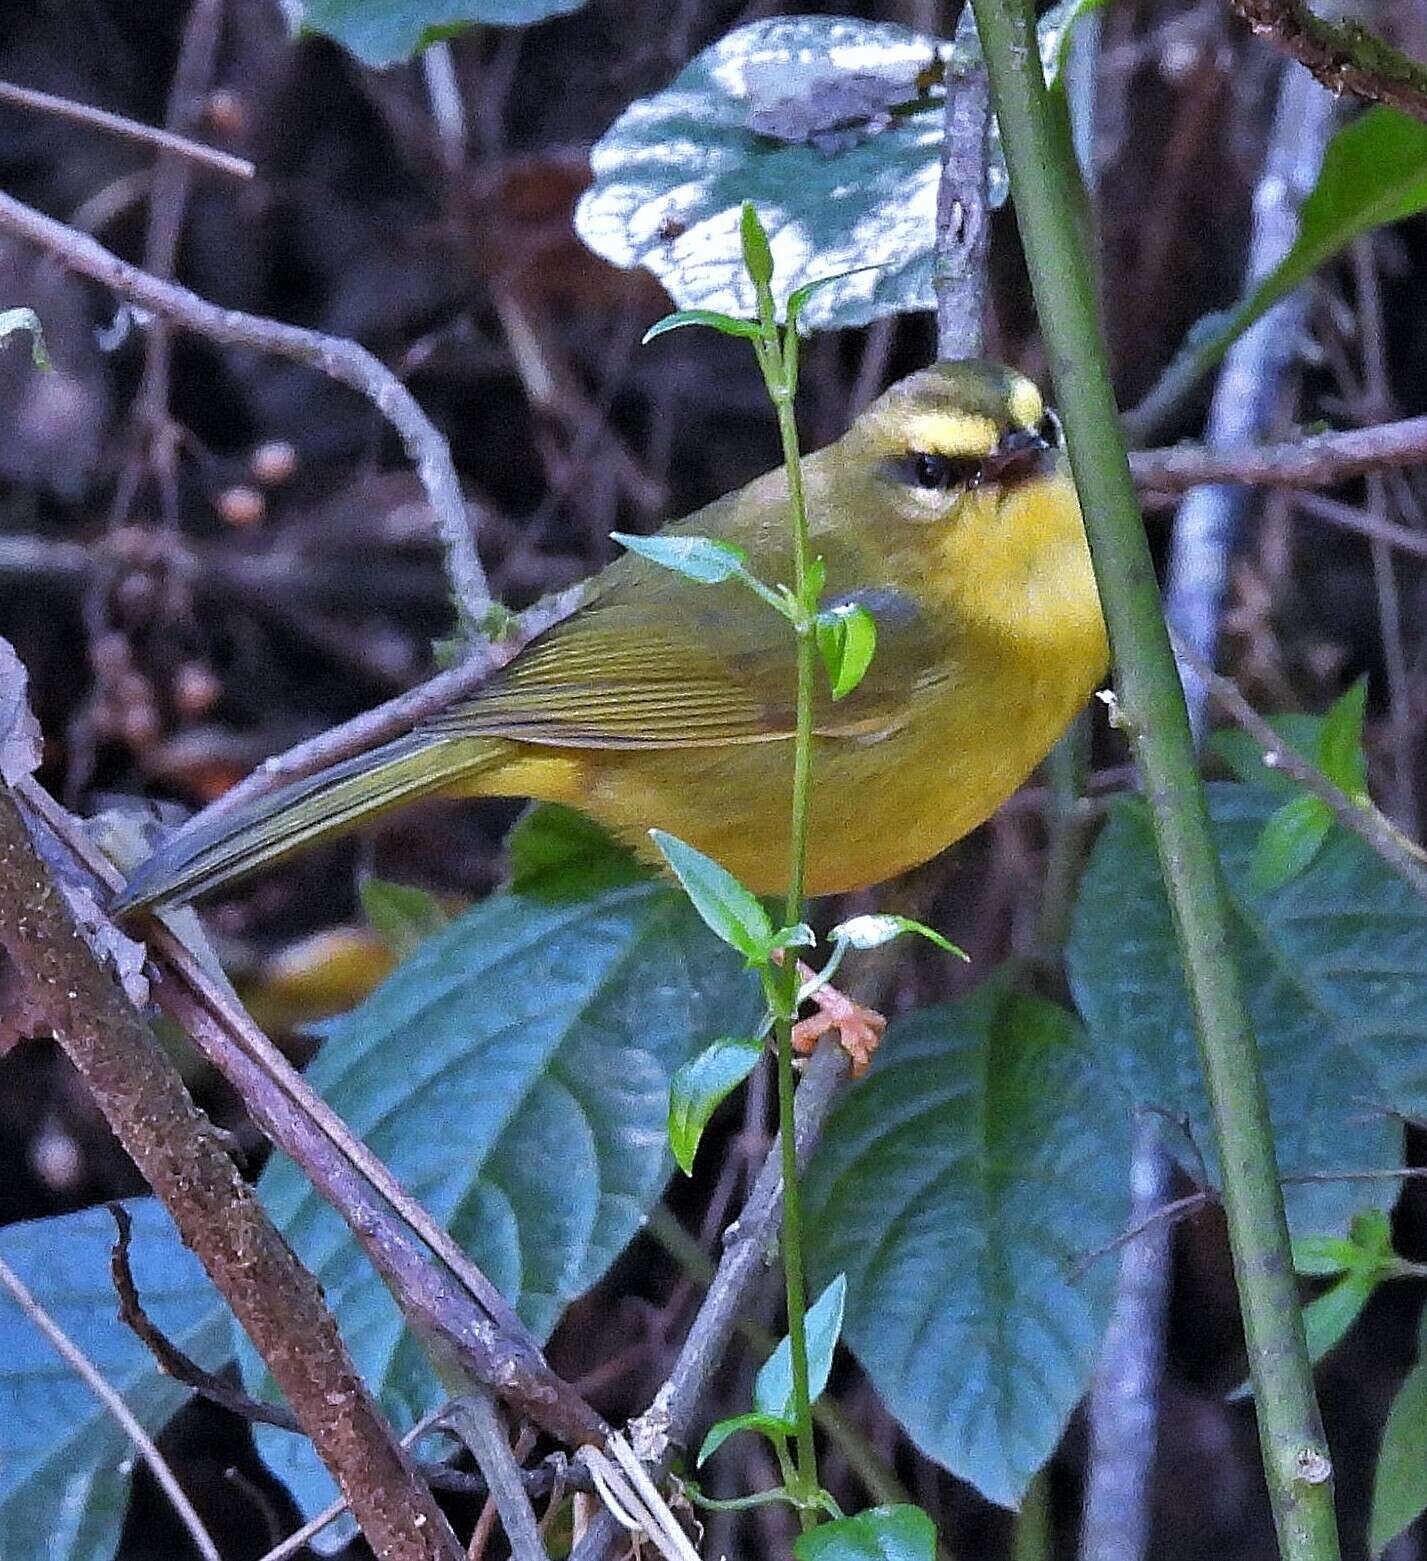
<box><xmin>910</xmin><ymin>452</ymin><xmax>982</xmax><ymax>490</ymax></box>
<box><xmin>1038</xmin><ymin>410</ymin><xmax>1063</xmax><ymax>448</ymax></box>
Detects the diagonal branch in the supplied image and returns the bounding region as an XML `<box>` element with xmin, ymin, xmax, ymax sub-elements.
<box><xmin>0</xmin><ymin>186</ymin><xmax>489</xmax><ymax>630</ymax></box>
<box><xmin>1228</xmin><ymin>0</ymin><xmax>1427</xmax><ymax>123</ymax></box>
<box><xmin>0</xmin><ymin>785</ymin><xmax>466</xmax><ymax>1561</ymax></box>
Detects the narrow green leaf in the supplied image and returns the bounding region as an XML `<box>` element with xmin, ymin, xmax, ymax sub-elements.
<box><xmin>754</xmin><ymin>1273</ymin><xmax>848</xmax><ymax>1424</ymax></box>
<box><xmin>1293</xmin><ymin>1234</ymin><xmax>1362</xmax><ymax>1278</ymax></box>
<box><xmin>359</xmin><ymin>877</ymin><xmax>449</xmax><ymax>957</ymax></box>
<box><xmin>668</xmin><ymin>1037</ymin><xmax>764</xmax><ymax>1174</ymax></box>
<box><xmin>794</xmin><ymin>1504</ymin><xmax>938</xmax><ymax>1561</ymax></box>
<box><xmin>641</xmin><ymin>309</ymin><xmax>763</xmax><ymax>344</ymax></box>
<box><xmin>786</xmin><ymin>265</ymin><xmax>884</xmax><ymax>333</ymax></box>
<box><xmin>1301</xmin><ymin>1267</ymin><xmax>1381</xmax><ymax>1367</ymax></box>
<box><xmin>1371</xmin><ymin>1308</ymin><xmax>1427</xmax><ymax>1555</ymax></box>
<box><xmin>816</xmin><ymin>603</ymin><xmax>878</xmax><ymax>700</ymax></box>
<box><xmin>1317</xmin><ymin>677</ymin><xmax>1370</xmax><ymax>799</ymax></box>
<box><xmin>769</xmin><ymin>922</ymin><xmax>816</xmax><ymax>956</ymax></box>
<box><xmin>1250</xmin><ymin>793</ymin><xmax>1334</xmax><ymax>892</ymax></box>
<box><xmin>740</xmin><ymin>201</ymin><xmax>775</xmax><ymax>289</ymax></box>
<box><xmin>649</xmin><ymin>829</ymin><xmax>774</xmax><ymax>962</ymax></box>
<box><xmin>611</xmin><ymin>531</ymin><xmax>753</xmax><ymax>585</ymax></box>
<box><xmin>830</xmin><ymin>913</ymin><xmax>967</xmax><ymax>959</ymax></box>
<box><xmin>697</xmin><ymin>1410</ymin><xmax>794</xmax><ymax>1466</ymax></box>
<box><xmin>0</xmin><ymin>308</ymin><xmax>49</xmax><ymax>369</ymax></box>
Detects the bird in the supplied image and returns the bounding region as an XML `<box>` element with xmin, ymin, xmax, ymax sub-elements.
<box><xmin>113</xmin><ymin>359</ymin><xmax>1108</xmax><ymax>919</ymax></box>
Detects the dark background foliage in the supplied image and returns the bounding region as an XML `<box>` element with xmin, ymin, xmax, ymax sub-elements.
<box><xmin>3</xmin><ymin>0</ymin><xmax>1427</xmax><ymax>1556</ymax></box>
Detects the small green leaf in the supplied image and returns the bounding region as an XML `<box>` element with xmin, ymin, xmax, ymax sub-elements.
<box><xmin>649</xmin><ymin>830</ymin><xmax>774</xmax><ymax>963</ymax></box>
<box><xmin>612</xmin><ymin>531</ymin><xmax>753</xmax><ymax>585</ymax></box>
<box><xmin>697</xmin><ymin>1410</ymin><xmax>794</xmax><ymax>1466</ymax></box>
<box><xmin>641</xmin><ymin>309</ymin><xmax>764</xmax><ymax>344</ymax></box>
<box><xmin>1250</xmin><ymin>793</ymin><xmax>1334</xmax><ymax>892</ymax></box>
<box><xmin>740</xmin><ymin>201</ymin><xmax>775</xmax><ymax>289</ymax></box>
<box><xmin>816</xmin><ymin>603</ymin><xmax>878</xmax><ymax>700</ymax></box>
<box><xmin>1293</xmin><ymin>1234</ymin><xmax>1362</xmax><ymax>1278</ymax></box>
<box><xmin>786</xmin><ymin>266</ymin><xmax>884</xmax><ymax>333</ymax></box>
<box><xmin>1302</xmin><ymin>1266</ymin><xmax>1381</xmax><ymax>1367</ymax></box>
<box><xmin>668</xmin><ymin>1037</ymin><xmax>764</xmax><ymax>1174</ymax></box>
<box><xmin>769</xmin><ymin>923</ymin><xmax>816</xmax><ymax>956</ymax></box>
<box><xmin>754</xmin><ymin>1273</ymin><xmax>847</xmax><ymax>1423</ymax></box>
<box><xmin>506</xmin><ymin>803</ymin><xmax>648</xmax><ymax>899</ymax></box>
<box><xmin>1318</xmin><ymin>678</ymin><xmax>1370</xmax><ymax>799</ymax></box>
<box><xmin>359</xmin><ymin>878</ymin><xmax>449</xmax><ymax>957</ymax></box>
<box><xmin>830</xmin><ymin>913</ymin><xmax>967</xmax><ymax>959</ymax></box>
<box><xmin>1371</xmin><ymin>1308</ymin><xmax>1427</xmax><ymax>1555</ymax></box>
<box><xmin>794</xmin><ymin>1505</ymin><xmax>938</xmax><ymax>1561</ymax></box>
<box><xmin>0</xmin><ymin>308</ymin><xmax>49</xmax><ymax>369</ymax></box>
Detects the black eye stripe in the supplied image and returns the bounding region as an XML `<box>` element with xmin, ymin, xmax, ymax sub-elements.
<box><xmin>905</xmin><ymin>452</ymin><xmax>983</xmax><ymax>490</ymax></box>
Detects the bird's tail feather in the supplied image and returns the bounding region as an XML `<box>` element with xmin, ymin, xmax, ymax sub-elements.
<box><xmin>114</xmin><ymin>733</ymin><xmax>499</xmax><ymax>912</ymax></box>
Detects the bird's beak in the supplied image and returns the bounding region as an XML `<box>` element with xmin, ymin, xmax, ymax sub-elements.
<box><xmin>981</xmin><ymin>426</ymin><xmax>1054</xmax><ymax>488</ymax></box>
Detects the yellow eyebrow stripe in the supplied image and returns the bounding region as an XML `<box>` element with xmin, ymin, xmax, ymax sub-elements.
<box><xmin>903</xmin><ymin>411</ymin><xmax>1000</xmax><ymax>457</ymax></box>
<box><xmin>1006</xmin><ymin>377</ymin><xmax>1045</xmax><ymax>430</ymax></box>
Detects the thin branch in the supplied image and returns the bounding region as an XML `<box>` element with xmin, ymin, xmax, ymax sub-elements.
<box><xmin>934</xmin><ymin>48</ymin><xmax>991</xmax><ymax>359</ymax></box>
<box><xmin>1130</xmin><ymin>416</ymin><xmax>1427</xmax><ymax>495</ymax></box>
<box><xmin>444</xmin><ymin>1395</ymin><xmax>552</xmax><ymax>1561</ymax></box>
<box><xmin>0</xmin><ymin>787</ymin><xmax>465</xmax><ymax>1561</ymax></box>
<box><xmin>1228</xmin><ymin>0</ymin><xmax>1427</xmax><ymax>123</ymax></box>
<box><xmin>1179</xmin><ymin>642</ymin><xmax>1427</xmax><ymax>904</ymax></box>
<box><xmin>17</xmin><ymin>776</ymin><xmax>607</xmax><ymax>1451</ymax></box>
<box><xmin>0</xmin><ymin>1250</ymin><xmax>223</xmax><ymax>1561</ymax></box>
<box><xmin>0</xmin><ymin>78</ymin><xmax>253</xmax><ymax>179</ymax></box>
<box><xmin>0</xmin><ymin>187</ymin><xmax>489</xmax><ymax>630</ymax></box>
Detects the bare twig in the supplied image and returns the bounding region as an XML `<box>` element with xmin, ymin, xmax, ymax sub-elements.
<box><xmin>0</xmin><ymin>787</ymin><xmax>465</xmax><ymax>1561</ymax></box>
<box><xmin>107</xmin><ymin>1201</ymin><xmax>301</xmax><ymax>1431</ymax></box>
<box><xmin>0</xmin><ymin>1249</ymin><xmax>223</xmax><ymax>1561</ymax></box>
<box><xmin>1180</xmin><ymin>643</ymin><xmax>1427</xmax><ymax>903</ymax></box>
<box><xmin>0</xmin><ymin>187</ymin><xmax>490</xmax><ymax>630</ymax></box>
<box><xmin>0</xmin><ymin>78</ymin><xmax>253</xmax><ymax>179</ymax></box>
<box><xmin>1130</xmin><ymin>415</ymin><xmax>1427</xmax><ymax>495</ymax></box>
<box><xmin>1228</xmin><ymin>0</ymin><xmax>1427</xmax><ymax>122</ymax></box>
<box><xmin>444</xmin><ymin>1395</ymin><xmax>551</xmax><ymax>1561</ymax></box>
<box><xmin>934</xmin><ymin>53</ymin><xmax>991</xmax><ymax>358</ymax></box>
<box><xmin>1282</xmin><ymin>489</ymin><xmax>1427</xmax><ymax>560</ymax></box>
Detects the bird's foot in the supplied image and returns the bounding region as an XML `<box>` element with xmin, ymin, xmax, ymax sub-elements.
<box><xmin>790</xmin><ymin>961</ymin><xmax>886</xmax><ymax>1077</ymax></box>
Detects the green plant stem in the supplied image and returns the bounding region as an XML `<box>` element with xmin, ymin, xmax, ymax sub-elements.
<box><xmin>968</xmin><ymin>1</ymin><xmax>1341</xmax><ymax>1557</ymax></box>
<box><xmin>757</xmin><ymin>317</ymin><xmax>822</xmax><ymax>1528</ymax></box>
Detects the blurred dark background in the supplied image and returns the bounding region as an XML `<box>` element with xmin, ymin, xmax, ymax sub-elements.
<box><xmin>3</xmin><ymin>1</ymin><xmax>1427</xmax><ymax>1557</ymax></box>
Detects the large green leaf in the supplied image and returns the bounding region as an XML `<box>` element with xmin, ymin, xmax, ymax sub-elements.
<box><xmin>576</xmin><ymin>18</ymin><xmax>957</xmax><ymax>332</ymax></box>
<box><xmin>243</xmin><ymin>816</ymin><xmax>762</xmax><ymax>1523</ymax></box>
<box><xmin>575</xmin><ymin>10</ymin><xmax>1098</xmax><ymax>333</ymax></box>
<box><xmin>0</xmin><ymin>1200</ymin><xmax>229</xmax><ymax>1561</ymax></box>
<box><xmin>1133</xmin><ymin>108</ymin><xmax>1427</xmax><ymax>429</ymax></box>
<box><xmin>293</xmin><ymin>0</ymin><xmax>587</xmax><ymax>68</ymax></box>
<box><xmin>1371</xmin><ymin>1305</ymin><xmax>1427</xmax><ymax>1555</ymax></box>
<box><xmin>803</xmin><ymin>985</ymin><xmax>1129</xmax><ymax>1507</ymax></box>
<box><xmin>1068</xmin><ymin>784</ymin><xmax>1419</xmax><ymax>1234</ymax></box>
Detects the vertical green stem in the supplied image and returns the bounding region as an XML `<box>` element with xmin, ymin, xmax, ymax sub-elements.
<box><xmin>966</xmin><ymin>2</ymin><xmax>1340</xmax><ymax>1558</ymax></box>
<box><xmin>765</xmin><ymin>336</ymin><xmax>821</xmax><ymax>1526</ymax></box>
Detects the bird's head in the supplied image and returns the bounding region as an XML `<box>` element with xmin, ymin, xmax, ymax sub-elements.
<box><xmin>825</xmin><ymin>359</ymin><xmax>1102</xmax><ymax>644</ymax></box>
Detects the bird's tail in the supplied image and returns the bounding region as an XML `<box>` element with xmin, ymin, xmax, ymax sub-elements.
<box><xmin>114</xmin><ymin>732</ymin><xmax>501</xmax><ymax>913</ymax></box>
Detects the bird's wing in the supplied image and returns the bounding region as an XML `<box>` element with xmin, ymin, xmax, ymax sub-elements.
<box><xmin>426</xmin><ymin>583</ymin><xmax>944</xmax><ymax>750</ymax></box>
